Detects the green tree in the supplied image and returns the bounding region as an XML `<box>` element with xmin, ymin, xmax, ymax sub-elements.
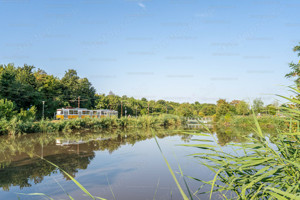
<box><xmin>285</xmin><ymin>43</ymin><xmax>300</xmax><ymax>87</ymax></box>
<box><xmin>177</xmin><ymin>103</ymin><xmax>193</xmax><ymax>117</ymax></box>
<box><xmin>236</xmin><ymin>101</ymin><xmax>250</xmax><ymax>115</ymax></box>
<box><xmin>252</xmin><ymin>98</ymin><xmax>264</xmax><ymax>114</ymax></box>
<box><xmin>0</xmin><ymin>64</ymin><xmax>40</xmax><ymax>111</ymax></box>
<box><xmin>61</xmin><ymin>69</ymin><xmax>96</xmax><ymax>108</ymax></box>
<box><xmin>34</xmin><ymin>69</ymin><xmax>65</xmax><ymax>118</ymax></box>
<box><xmin>215</xmin><ymin>99</ymin><xmax>230</xmax><ymax>121</ymax></box>
<box><xmin>201</xmin><ymin>104</ymin><xmax>216</xmax><ymax>116</ymax></box>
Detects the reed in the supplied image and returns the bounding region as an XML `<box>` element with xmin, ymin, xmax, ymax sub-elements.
<box><xmin>181</xmin><ymin>88</ymin><xmax>300</xmax><ymax>199</ymax></box>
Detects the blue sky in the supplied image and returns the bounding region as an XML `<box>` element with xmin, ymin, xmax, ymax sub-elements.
<box><xmin>1</xmin><ymin>0</ymin><xmax>299</xmax><ymax>105</ymax></box>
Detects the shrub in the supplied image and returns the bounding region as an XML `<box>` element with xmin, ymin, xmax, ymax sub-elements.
<box><xmin>17</xmin><ymin>106</ymin><xmax>36</xmax><ymax>122</ymax></box>
<box><xmin>0</xmin><ymin>99</ymin><xmax>16</xmax><ymax>120</ymax></box>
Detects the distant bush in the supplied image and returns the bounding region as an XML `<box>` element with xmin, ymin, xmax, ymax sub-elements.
<box><xmin>218</xmin><ymin>115</ymin><xmax>287</xmax><ymax>131</ymax></box>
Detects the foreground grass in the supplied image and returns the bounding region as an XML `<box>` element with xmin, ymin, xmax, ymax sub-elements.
<box><xmin>178</xmin><ymin>88</ymin><xmax>300</xmax><ymax>199</ymax></box>
<box><xmin>182</xmin><ymin>117</ymin><xmax>300</xmax><ymax>199</ymax></box>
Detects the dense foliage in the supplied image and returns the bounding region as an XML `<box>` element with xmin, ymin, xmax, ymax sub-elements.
<box><xmin>0</xmin><ymin>64</ymin><xmax>96</xmax><ymax>119</ymax></box>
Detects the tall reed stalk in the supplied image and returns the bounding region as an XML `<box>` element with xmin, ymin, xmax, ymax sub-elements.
<box><xmin>181</xmin><ymin>87</ymin><xmax>300</xmax><ymax>199</ymax></box>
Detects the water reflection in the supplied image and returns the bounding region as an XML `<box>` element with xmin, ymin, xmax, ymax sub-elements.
<box><xmin>0</xmin><ymin>128</ymin><xmax>187</xmax><ymax>191</ymax></box>
<box><xmin>214</xmin><ymin>126</ymin><xmax>251</xmax><ymax>146</ymax></box>
<box><xmin>0</xmin><ymin>126</ymin><xmax>256</xmax><ymax>193</ymax></box>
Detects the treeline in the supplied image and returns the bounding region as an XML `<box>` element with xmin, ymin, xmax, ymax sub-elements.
<box><xmin>95</xmin><ymin>94</ymin><xmax>217</xmax><ymax>117</ymax></box>
<box><xmin>0</xmin><ymin>63</ymin><xmax>96</xmax><ymax>119</ymax></box>
<box><xmin>0</xmin><ymin>63</ymin><xmax>216</xmax><ymax>119</ymax></box>
<box><xmin>213</xmin><ymin>98</ymin><xmax>285</xmax><ymax>121</ymax></box>
<box><xmin>0</xmin><ymin>63</ymin><xmax>285</xmax><ymax>121</ymax></box>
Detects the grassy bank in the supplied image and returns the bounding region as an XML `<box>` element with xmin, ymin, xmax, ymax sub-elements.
<box><xmin>217</xmin><ymin>115</ymin><xmax>288</xmax><ymax>131</ymax></box>
<box><xmin>0</xmin><ymin>114</ymin><xmax>185</xmax><ymax>135</ymax></box>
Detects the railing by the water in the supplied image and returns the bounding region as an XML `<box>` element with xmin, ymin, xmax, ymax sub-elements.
<box><xmin>186</xmin><ymin>123</ymin><xmax>213</xmax><ymax>128</ymax></box>
<box><xmin>185</xmin><ymin>117</ymin><xmax>212</xmax><ymax>124</ymax></box>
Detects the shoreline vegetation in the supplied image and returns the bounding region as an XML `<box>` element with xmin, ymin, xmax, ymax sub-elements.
<box><xmin>0</xmin><ymin>112</ymin><xmax>293</xmax><ymax>136</ymax></box>
<box><xmin>0</xmin><ymin>114</ymin><xmax>184</xmax><ymax>135</ymax></box>
<box><xmin>217</xmin><ymin>114</ymin><xmax>289</xmax><ymax>130</ymax></box>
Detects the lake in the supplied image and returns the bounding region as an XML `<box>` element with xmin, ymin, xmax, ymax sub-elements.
<box><xmin>0</xmin><ymin>127</ymin><xmax>249</xmax><ymax>200</ymax></box>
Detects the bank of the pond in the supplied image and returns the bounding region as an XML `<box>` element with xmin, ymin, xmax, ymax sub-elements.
<box><xmin>0</xmin><ymin>114</ymin><xmax>185</xmax><ymax>135</ymax></box>
<box><xmin>217</xmin><ymin>115</ymin><xmax>289</xmax><ymax>131</ymax></box>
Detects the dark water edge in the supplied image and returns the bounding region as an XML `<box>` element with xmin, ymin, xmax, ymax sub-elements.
<box><xmin>0</xmin><ymin>127</ymin><xmax>257</xmax><ymax>200</ymax></box>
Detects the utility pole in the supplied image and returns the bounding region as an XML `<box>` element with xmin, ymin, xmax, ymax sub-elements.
<box><xmin>136</xmin><ymin>106</ymin><xmax>137</xmax><ymax>117</ymax></box>
<box><xmin>78</xmin><ymin>96</ymin><xmax>80</xmax><ymax>108</ymax></box>
<box><xmin>121</xmin><ymin>101</ymin><xmax>123</xmax><ymax>117</ymax></box>
<box><xmin>42</xmin><ymin>101</ymin><xmax>45</xmax><ymax>120</ymax></box>
<box><xmin>69</xmin><ymin>96</ymin><xmax>87</xmax><ymax>109</ymax></box>
<box><xmin>148</xmin><ymin>102</ymin><xmax>149</xmax><ymax>115</ymax></box>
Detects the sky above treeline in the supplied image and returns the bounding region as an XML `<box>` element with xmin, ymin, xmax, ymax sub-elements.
<box><xmin>1</xmin><ymin>0</ymin><xmax>299</xmax><ymax>105</ymax></box>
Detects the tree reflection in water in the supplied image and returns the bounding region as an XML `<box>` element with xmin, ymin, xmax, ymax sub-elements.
<box><xmin>0</xmin><ymin>128</ymin><xmax>187</xmax><ymax>191</ymax></box>
<box><xmin>0</xmin><ymin>126</ymin><xmax>260</xmax><ymax>191</ymax></box>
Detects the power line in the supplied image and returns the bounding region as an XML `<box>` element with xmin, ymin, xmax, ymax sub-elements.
<box><xmin>69</xmin><ymin>96</ymin><xmax>88</xmax><ymax>108</ymax></box>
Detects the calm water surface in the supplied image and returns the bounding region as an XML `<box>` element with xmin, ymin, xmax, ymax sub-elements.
<box><xmin>0</xmin><ymin>128</ymin><xmax>248</xmax><ymax>200</ymax></box>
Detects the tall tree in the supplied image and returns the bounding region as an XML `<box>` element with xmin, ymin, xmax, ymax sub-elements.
<box><xmin>61</xmin><ymin>69</ymin><xmax>96</xmax><ymax>108</ymax></box>
<box><xmin>216</xmin><ymin>99</ymin><xmax>230</xmax><ymax>120</ymax></box>
<box><xmin>0</xmin><ymin>64</ymin><xmax>40</xmax><ymax>110</ymax></box>
<box><xmin>252</xmin><ymin>98</ymin><xmax>264</xmax><ymax>114</ymax></box>
<box><xmin>285</xmin><ymin>43</ymin><xmax>300</xmax><ymax>87</ymax></box>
